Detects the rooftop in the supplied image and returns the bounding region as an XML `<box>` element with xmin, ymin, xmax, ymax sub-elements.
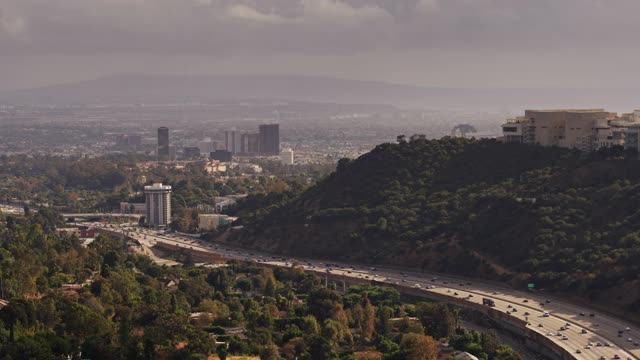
<box><xmin>525</xmin><ymin>109</ymin><xmax>606</xmax><ymax>113</ymax></box>
<box><xmin>144</xmin><ymin>182</ymin><xmax>172</xmax><ymax>190</ymax></box>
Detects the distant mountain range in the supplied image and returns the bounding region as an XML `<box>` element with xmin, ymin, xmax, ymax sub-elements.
<box><xmin>2</xmin><ymin>74</ymin><xmax>640</xmax><ymax>110</ymax></box>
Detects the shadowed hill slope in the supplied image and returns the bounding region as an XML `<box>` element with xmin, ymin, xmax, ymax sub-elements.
<box><xmin>229</xmin><ymin>138</ymin><xmax>640</xmax><ymax>314</ymax></box>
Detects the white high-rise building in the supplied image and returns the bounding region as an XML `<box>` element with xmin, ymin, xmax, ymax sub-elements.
<box><xmin>145</xmin><ymin>183</ymin><xmax>172</xmax><ymax>227</ymax></box>
<box><xmin>280</xmin><ymin>148</ymin><xmax>294</xmax><ymax>165</ymax></box>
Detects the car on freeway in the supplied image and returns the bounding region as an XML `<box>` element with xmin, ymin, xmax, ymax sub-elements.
<box><xmin>562</xmin><ymin>335</ymin><xmax>568</xmax><ymax>340</ymax></box>
<box><xmin>575</xmin><ymin>349</ymin><xmax>581</xmax><ymax>354</ymax></box>
<box><xmin>585</xmin><ymin>345</ymin><xmax>592</xmax><ymax>349</ymax></box>
<box><xmin>546</xmin><ymin>332</ymin><xmax>553</xmax><ymax>336</ymax></box>
<box><xmin>581</xmin><ymin>329</ymin><xmax>587</xmax><ymax>334</ymax></box>
<box><xmin>538</xmin><ymin>324</ymin><xmax>543</xmax><ymax>328</ymax></box>
<box><xmin>627</xmin><ymin>338</ymin><xmax>633</xmax><ymax>342</ymax></box>
<box><xmin>523</xmin><ymin>299</ymin><xmax>529</xmax><ymax>303</ymax></box>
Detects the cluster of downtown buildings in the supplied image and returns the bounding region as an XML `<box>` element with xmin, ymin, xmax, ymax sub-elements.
<box><xmin>129</xmin><ymin>124</ymin><xmax>291</xmax><ymax>228</ymax></box>
<box><xmin>155</xmin><ymin>123</ymin><xmax>293</xmax><ymax>165</ymax></box>
<box><xmin>501</xmin><ymin>109</ymin><xmax>640</xmax><ymax>152</ymax></box>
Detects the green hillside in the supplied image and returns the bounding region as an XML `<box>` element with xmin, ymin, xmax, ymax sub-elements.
<box><xmin>230</xmin><ymin>137</ymin><xmax>640</xmax><ymax>315</ymax></box>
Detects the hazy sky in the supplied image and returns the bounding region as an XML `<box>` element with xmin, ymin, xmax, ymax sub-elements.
<box><xmin>1</xmin><ymin>0</ymin><xmax>640</xmax><ymax>91</ymax></box>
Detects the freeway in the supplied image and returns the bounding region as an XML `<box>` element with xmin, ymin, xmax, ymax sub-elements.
<box><xmin>95</xmin><ymin>223</ymin><xmax>639</xmax><ymax>360</ymax></box>
<box><xmin>64</xmin><ymin>213</ymin><xmax>142</xmax><ymax>219</ymax></box>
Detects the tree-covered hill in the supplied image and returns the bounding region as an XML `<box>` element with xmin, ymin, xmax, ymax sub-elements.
<box><xmin>231</xmin><ymin>137</ymin><xmax>640</xmax><ymax>315</ymax></box>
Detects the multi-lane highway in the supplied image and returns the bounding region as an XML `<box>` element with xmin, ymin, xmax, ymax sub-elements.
<box><xmin>95</xmin><ymin>223</ymin><xmax>639</xmax><ymax>360</ymax></box>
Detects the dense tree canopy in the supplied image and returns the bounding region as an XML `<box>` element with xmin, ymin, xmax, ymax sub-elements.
<box><xmin>0</xmin><ymin>213</ymin><xmax>520</xmax><ymax>359</ymax></box>
<box><xmin>233</xmin><ymin>137</ymin><xmax>640</xmax><ymax>315</ymax></box>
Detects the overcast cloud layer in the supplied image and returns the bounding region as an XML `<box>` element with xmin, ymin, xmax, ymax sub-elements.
<box><xmin>2</xmin><ymin>0</ymin><xmax>640</xmax><ymax>92</ymax></box>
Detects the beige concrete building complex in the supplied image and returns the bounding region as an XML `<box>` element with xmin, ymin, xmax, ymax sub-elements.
<box><xmin>502</xmin><ymin>109</ymin><xmax>640</xmax><ymax>152</ymax></box>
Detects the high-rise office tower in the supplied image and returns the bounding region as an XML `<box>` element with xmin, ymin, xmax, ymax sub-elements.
<box><xmin>241</xmin><ymin>133</ymin><xmax>261</xmax><ymax>154</ymax></box>
<box><xmin>157</xmin><ymin>127</ymin><xmax>170</xmax><ymax>158</ymax></box>
<box><xmin>259</xmin><ymin>124</ymin><xmax>280</xmax><ymax>155</ymax></box>
<box><xmin>144</xmin><ymin>183</ymin><xmax>172</xmax><ymax>227</ymax></box>
<box><xmin>225</xmin><ymin>130</ymin><xmax>242</xmax><ymax>154</ymax></box>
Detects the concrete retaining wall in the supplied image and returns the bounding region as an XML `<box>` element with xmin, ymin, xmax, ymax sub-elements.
<box><xmin>313</xmin><ymin>270</ymin><xmax>575</xmax><ymax>360</ymax></box>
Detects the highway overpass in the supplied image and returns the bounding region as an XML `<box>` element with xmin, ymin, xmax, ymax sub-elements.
<box><xmin>95</xmin><ymin>223</ymin><xmax>639</xmax><ymax>360</ymax></box>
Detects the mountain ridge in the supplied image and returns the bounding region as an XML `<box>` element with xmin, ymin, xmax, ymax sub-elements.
<box><xmin>3</xmin><ymin>74</ymin><xmax>640</xmax><ymax>109</ymax></box>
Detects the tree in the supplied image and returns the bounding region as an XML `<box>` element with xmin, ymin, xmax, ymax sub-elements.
<box><xmin>260</xmin><ymin>344</ymin><xmax>281</xmax><ymax>360</ymax></box>
<box><xmin>307</xmin><ymin>287</ymin><xmax>342</xmax><ymax>321</ymax></box>
<box><xmin>415</xmin><ymin>302</ymin><xmax>455</xmax><ymax>338</ymax></box>
<box><xmin>361</xmin><ymin>298</ymin><xmax>376</xmax><ymax>341</ymax></box>
<box><xmin>0</xmin><ymin>248</ymin><xmax>15</xmax><ymax>299</ymax></box>
<box><xmin>481</xmin><ymin>330</ymin><xmax>499</xmax><ymax>356</ymax></box>
<box><xmin>494</xmin><ymin>345</ymin><xmax>522</xmax><ymax>360</ymax></box>
<box><xmin>375</xmin><ymin>306</ymin><xmax>393</xmax><ymax>336</ymax></box>
<box><xmin>282</xmin><ymin>337</ymin><xmax>307</xmax><ymax>360</ymax></box>
<box><xmin>0</xmin><ymin>299</ymin><xmax>29</xmax><ymax>342</ymax></box>
<box><xmin>300</xmin><ymin>315</ymin><xmax>321</xmax><ymax>337</ymax></box>
<box><xmin>400</xmin><ymin>333</ymin><xmax>438</xmax><ymax>360</ymax></box>
<box><xmin>322</xmin><ymin>319</ymin><xmax>349</xmax><ymax>347</ymax></box>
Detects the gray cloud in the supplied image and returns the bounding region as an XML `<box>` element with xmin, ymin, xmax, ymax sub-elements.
<box><xmin>2</xmin><ymin>0</ymin><xmax>640</xmax><ymax>92</ymax></box>
<box><xmin>2</xmin><ymin>0</ymin><xmax>639</xmax><ymax>55</ymax></box>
